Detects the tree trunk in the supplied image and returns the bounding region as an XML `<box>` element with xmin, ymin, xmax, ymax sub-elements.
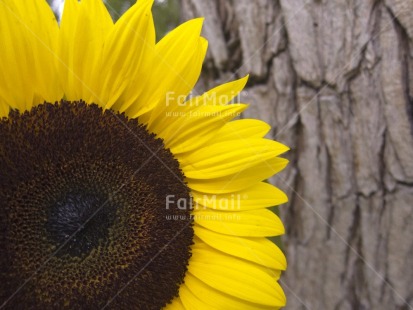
<box><xmin>181</xmin><ymin>1</ymin><xmax>413</xmax><ymax>309</ymax></box>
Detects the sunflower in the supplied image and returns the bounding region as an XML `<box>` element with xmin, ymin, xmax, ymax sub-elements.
<box><xmin>0</xmin><ymin>0</ymin><xmax>289</xmax><ymax>309</ymax></box>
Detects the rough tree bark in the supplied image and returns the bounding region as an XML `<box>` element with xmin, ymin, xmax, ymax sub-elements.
<box><xmin>181</xmin><ymin>1</ymin><xmax>413</xmax><ymax>309</ymax></box>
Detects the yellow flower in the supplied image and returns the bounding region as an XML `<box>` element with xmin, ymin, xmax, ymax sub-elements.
<box><xmin>0</xmin><ymin>0</ymin><xmax>289</xmax><ymax>309</ymax></box>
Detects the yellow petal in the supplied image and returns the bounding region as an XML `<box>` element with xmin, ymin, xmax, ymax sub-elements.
<box><xmin>185</xmin><ymin>75</ymin><xmax>248</xmax><ymax>107</ymax></box>
<box><xmin>181</xmin><ymin>139</ymin><xmax>289</xmax><ymax>179</ymax></box>
<box><xmin>192</xmin><ymin>182</ymin><xmax>288</xmax><ymax>211</ymax></box>
<box><xmin>188</xmin><ymin>243</ymin><xmax>286</xmax><ymax>307</ymax></box>
<box><xmin>135</xmin><ymin>18</ymin><xmax>205</xmax><ymax>120</ymax></box>
<box><xmin>180</xmin><ymin>284</ymin><xmax>217</xmax><ymax>310</ymax></box>
<box><xmin>163</xmin><ymin>104</ymin><xmax>248</xmax><ymax>154</ymax></box>
<box><xmin>19</xmin><ymin>0</ymin><xmax>61</xmax><ymax>104</ymax></box>
<box><xmin>193</xmin><ymin>209</ymin><xmax>284</xmax><ymax>237</ymax></box>
<box><xmin>0</xmin><ymin>17</ymin><xmax>31</xmax><ymax>109</ymax></box>
<box><xmin>0</xmin><ymin>0</ymin><xmax>61</xmax><ymax>111</ymax></box>
<box><xmin>88</xmin><ymin>0</ymin><xmax>155</xmax><ymax>110</ymax></box>
<box><xmin>187</xmin><ymin>157</ymin><xmax>289</xmax><ymax>194</ymax></box>
<box><xmin>185</xmin><ymin>273</ymin><xmax>278</xmax><ymax>310</ymax></box>
<box><xmin>194</xmin><ymin>225</ymin><xmax>287</xmax><ymax>270</ymax></box>
<box><xmin>156</xmin><ymin>76</ymin><xmax>250</xmax><ymax>153</ymax></box>
<box><xmin>213</xmin><ymin>119</ymin><xmax>271</xmax><ymax>143</ymax></box>
<box><xmin>57</xmin><ymin>0</ymin><xmax>79</xmax><ymax>100</ymax></box>
<box><xmin>58</xmin><ymin>0</ymin><xmax>113</xmax><ymax>102</ymax></box>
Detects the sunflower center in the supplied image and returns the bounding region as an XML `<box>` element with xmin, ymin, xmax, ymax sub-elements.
<box><xmin>45</xmin><ymin>190</ymin><xmax>116</xmax><ymax>257</ymax></box>
<box><xmin>0</xmin><ymin>101</ymin><xmax>193</xmax><ymax>309</ymax></box>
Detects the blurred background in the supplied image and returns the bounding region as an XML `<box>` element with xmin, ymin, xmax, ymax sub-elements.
<box><xmin>47</xmin><ymin>1</ymin><xmax>413</xmax><ymax>309</ymax></box>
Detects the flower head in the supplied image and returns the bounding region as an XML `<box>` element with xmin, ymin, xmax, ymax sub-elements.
<box><xmin>0</xmin><ymin>0</ymin><xmax>289</xmax><ymax>309</ymax></box>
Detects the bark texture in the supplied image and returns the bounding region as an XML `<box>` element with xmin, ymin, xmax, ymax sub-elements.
<box><xmin>181</xmin><ymin>1</ymin><xmax>413</xmax><ymax>309</ymax></box>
